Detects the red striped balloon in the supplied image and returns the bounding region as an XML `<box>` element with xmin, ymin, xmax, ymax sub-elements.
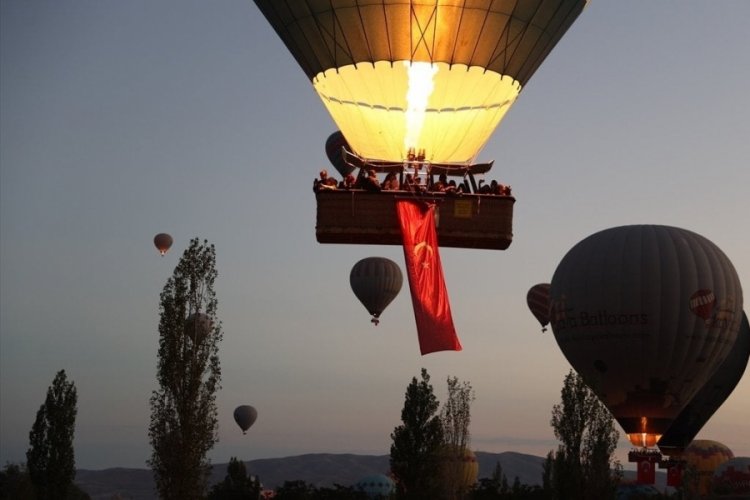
<box><xmin>527</xmin><ymin>283</ymin><xmax>551</xmax><ymax>332</ymax></box>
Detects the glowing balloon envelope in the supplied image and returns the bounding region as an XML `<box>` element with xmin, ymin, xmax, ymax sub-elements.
<box><xmin>350</xmin><ymin>257</ymin><xmax>403</xmax><ymax>325</ymax></box>
<box><xmin>154</xmin><ymin>233</ymin><xmax>173</xmax><ymax>256</ymax></box>
<box><xmin>254</xmin><ymin>1</ymin><xmax>589</xmax><ymax>165</ymax></box>
<box><xmin>527</xmin><ymin>283</ymin><xmax>551</xmax><ymax>331</ymax></box>
<box><xmin>233</xmin><ymin>405</ymin><xmax>258</xmax><ymax>434</ymax></box>
<box><xmin>550</xmin><ymin>225</ymin><xmax>743</xmax><ymax>448</ymax></box>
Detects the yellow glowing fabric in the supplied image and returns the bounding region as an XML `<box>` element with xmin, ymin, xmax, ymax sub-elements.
<box><xmin>314</xmin><ymin>61</ymin><xmax>521</xmax><ymax>164</ymax></box>
<box><xmin>628</xmin><ymin>433</ymin><xmax>661</xmax><ymax>448</ymax></box>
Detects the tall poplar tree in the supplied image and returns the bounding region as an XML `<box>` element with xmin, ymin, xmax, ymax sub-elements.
<box><xmin>549</xmin><ymin>370</ymin><xmax>620</xmax><ymax>500</ymax></box>
<box><xmin>440</xmin><ymin>376</ymin><xmax>475</xmax><ymax>500</ymax></box>
<box><xmin>26</xmin><ymin>369</ymin><xmax>78</xmax><ymax>500</ymax></box>
<box><xmin>148</xmin><ymin>238</ymin><xmax>222</xmax><ymax>500</ymax></box>
<box><xmin>390</xmin><ymin>368</ymin><xmax>444</xmax><ymax>500</ymax></box>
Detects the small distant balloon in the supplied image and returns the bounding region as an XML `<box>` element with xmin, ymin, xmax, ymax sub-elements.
<box><xmin>154</xmin><ymin>233</ymin><xmax>173</xmax><ymax>256</ymax></box>
<box><xmin>233</xmin><ymin>405</ymin><xmax>258</xmax><ymax>435</ymax></box>
<box><xmin>350</xmin><ymin>257</ymin><xmax>403</xmax><ymax>325</ymax></box>
<box><xmin>527</xmin><ymin>283</ymin><xmax>551</xmax><ymax>332</ymax></box>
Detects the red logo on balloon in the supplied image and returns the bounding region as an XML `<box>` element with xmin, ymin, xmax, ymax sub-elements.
<box><xmin>689</xmin><ymin>289</ymin><xmax>715</xmax><ymax>321</ymax></box>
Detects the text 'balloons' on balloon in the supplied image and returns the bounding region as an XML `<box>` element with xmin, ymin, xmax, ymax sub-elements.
<box><xmin>659</xmin><ymin>312</ymin><xmax>750</xmax><ymax>457</ymax></box>
<box><xmin>350</xmin><ymin>257</ymin><xmax>403</xmax><ymax>325</ymax></box>
<box><xmin>549</xmin><ymin>225</ymin><xmax>743</xmax><ymax>449</ymax></box>
<box><xmin>233</xmin><ymin>405</ymin><xmax>258</xmax><ymax>435</ymax></box>
<box><xmin>325</xmin><ymin>131</ymin><xmax>355</xmax><ymax>178</ymax></box>
<box><xmin>527</xmin><ymin>283</ymin><xmax>551</xmax><ymax>332</ymax></box>
<box><xmin>154</xmin><ymin>233</ymin><xmax>173</xmax><ymax>256</ymax></box>
<box><xmin>254</xmin><ymin>1</ymin><xmax>589</xmax><ymax>165</ymax></box>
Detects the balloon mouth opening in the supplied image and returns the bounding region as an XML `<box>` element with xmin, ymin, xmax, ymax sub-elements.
<box><xmin>628</xmin><ymin>433</ymin><xmax>662</xmax><ymax>448</ymax></box>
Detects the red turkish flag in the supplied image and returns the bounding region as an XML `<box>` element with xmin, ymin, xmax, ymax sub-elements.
<box><xmin>396</xmin><ymin>200</ymin><xmax>462</xmax><ymax>355</ymax></box>
<box><xmin>637</xmin><ymin>459</ymin><xmax>656</xmax><ymax>484</ymax></box>
<box><xmin>667</xmin><ymin>464</ymin><xmax>682</xmax><ymax>487</ymax></box>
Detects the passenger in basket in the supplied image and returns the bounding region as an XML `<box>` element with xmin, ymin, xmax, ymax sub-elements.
<box><xmin>432</xmin><ymin>173</ymin><xmax>448</xmax><ymax>192</ymax></box>
<box><xmin>362</xmin><ymin>169</ymin><xmax>382</xmax><ymax>192</ymax></box>
<box><xmin>313</xmin><ymin>169</ymin><xmax>338</xmax><ymax>192</ymax></box>
<box><xmin>340</xmin><ymin>173</ymin><xmax>356</xmax><ymax>190</ymax></box>
<box><xmin>382</xmin><ymin>172</ymin><xmax>400</xmax><ymax>191</ymax></box>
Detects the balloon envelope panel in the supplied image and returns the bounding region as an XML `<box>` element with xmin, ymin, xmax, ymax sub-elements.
<box><xmin>550</xmin><ymin>225</ymin><xmax>743</xmax><ymax>443</ymax></box>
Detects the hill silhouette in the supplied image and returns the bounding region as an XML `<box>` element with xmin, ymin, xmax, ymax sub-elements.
<box><xmin>75</xmin><ymin>452</ymin><xmax>668</xmax><ymax>499</ymax></box>
<box><xmin>75</xmin><ymin>451</ymin><xmax>545</xmax><ymax>499</ymax></box>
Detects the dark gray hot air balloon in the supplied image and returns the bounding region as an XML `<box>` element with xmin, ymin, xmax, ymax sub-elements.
<box><xmin>658</xmin><ymin>312</ymin><xmax>750</xmax><ymax>457</ymax></box>
<box><xmin>350</xmin><ymin>257</ymin><xmax>403</xmax><ymax>325</ymax></box>
<box><xmin>550</xmin><ymin>225</ymin><xmax>743</xmax><ymax>449</ymax></box>
<box><xmin>154</xmin><ymin>233</ymin><xmax>173</xmax><ymax>256</ymax></box>
<box><xmin>233</xmin><ymin>405</ymin><xmax>258</xmax><ymax>435</ymax></box>
<box><xmin>325</xmin><ymin>131</ymin><xmax>355</xmax><ymax>178</ymax></box>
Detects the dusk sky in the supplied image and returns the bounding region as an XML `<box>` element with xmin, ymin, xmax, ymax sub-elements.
<box><xmin>1</xmin><ymin>1</ymin><xmax>748</xmax><ymax>471</ymax></box>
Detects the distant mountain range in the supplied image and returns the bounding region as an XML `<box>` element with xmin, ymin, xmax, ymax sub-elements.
<box><xmin>75</xmin><ymin>451</ymin><xmax>544</xmax><ymax>500</ymax></box>
<box><xmin>74</xmin><ymin>451</ymin><xmax>668</xmax><ymax>500</ymax></box>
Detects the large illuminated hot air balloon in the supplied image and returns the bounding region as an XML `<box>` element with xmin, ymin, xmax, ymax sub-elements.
<box><xmin>683</xmin><ymin>440</ymin><xmax>734</xmax><ymax>496</ymax></box>
<box><xmin>350</xmin><ymin>257</ymin><xmax>403</xmax><ymax>325</ymax></box>
<box><xmin>233</xmin><ymin>405</ymin><xmax>258</xmax><ymax>435</ymax></box>
<box><xmin>255</xmin><ymin>0</ymin><xmax>588</xmax><ymax>165</ymax></box>
<box><xmin>254</xmin><ymin>1</ymin><xmax>589</xmax><ymax>249</ymax></box>
<box><xmin>527</xmin><ymin>283</ymin><xmax>551</xmax><ymax>332</ymax></box>
<box><xmin>659</xmin><ymin>312</ymin><xmax>750</xmax><ymax>457</ymax></box>
<box><xmin>550</xmin><ymin>225</ymin><xmax>743</xmax><ymax>449</ymax></box>
<box><xmin>154</xmin><ymin>233</ymin><xmax>173</xmax><ymax>256</ymax></box>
